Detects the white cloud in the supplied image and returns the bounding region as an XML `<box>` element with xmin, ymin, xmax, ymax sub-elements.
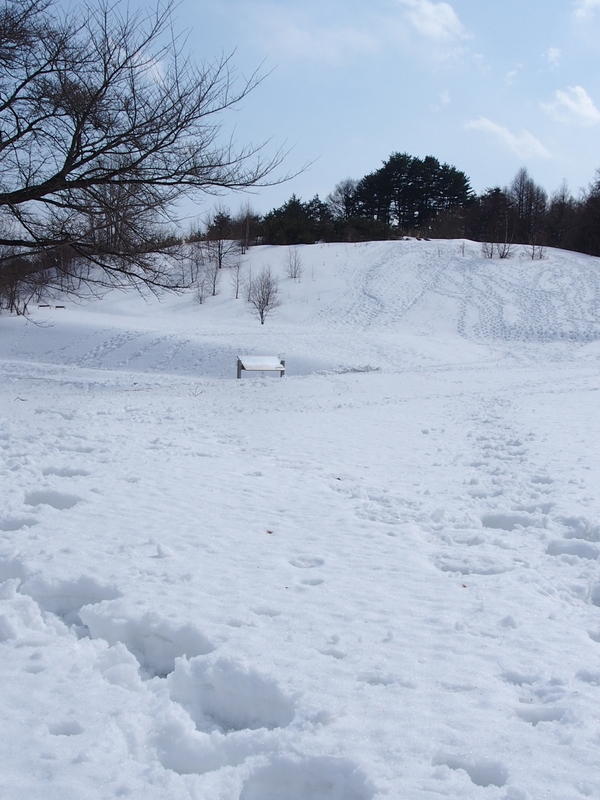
<box><xmin>229</xmin><ymin>3</ymin><xmax>379</xmax><ymax>65</ymax></box>
<box><xmin>465</xmin><ymin>118</ymin><xmax>551</xmax><ymax>159</ymax></box>
<box><xmin>505</xmin><ymin>66</ymin><xmax>521</xmax><ymax>85</ymax></box>
<box><xmin>431</xmin><ymin>90</ymin><xmax>451</xmax><ymax>111</ymax></box>
<box><xmin>541</xmin><ymin>86</ymin><xmax>600</xmax><ymax>126</ymax></box>
<box><xmin>269</xmin><ymin>21</ymin><xmax>377</xmax><ymax>63</ymax></box>
<box><xmin>574</xmin><ymin>0</ymin><xmax>600</xmax><ymax>19</ymax></box>
<box><xmin>217</xmin><ymin>1</ymin><xmax>469</xmax><ymax>67</ymax></box>
<box><xmin>472</xmin><ymin>53</ymin><xmax>491</xmax><ymax>76</ymax></box>
<box><xmin>398</xmin><ymin>0</ymin><xmax>468</xmax><ymax>41</ymax></box>
<box><xmin>545</xmin><ymin>47</ymin><xmax>561</xmax><ymax>66</ymax></box>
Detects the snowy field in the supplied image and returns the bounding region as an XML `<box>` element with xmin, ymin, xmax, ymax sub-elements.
<box><xmin>1</xmin><ymin>239</ymin><xmax>600</xmax><ymax>799</ymax></box>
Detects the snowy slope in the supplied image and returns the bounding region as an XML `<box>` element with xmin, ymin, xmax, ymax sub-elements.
<box><xmin>1</xmin><ymin>240</ymin><xmax>600</xmax><ymax>799</ymax></box>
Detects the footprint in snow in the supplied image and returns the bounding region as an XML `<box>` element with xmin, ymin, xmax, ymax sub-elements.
<box><xmin>289</xmin><ymin>556</ymin><xmax>324</xmax><ymax>569</ymax></box>
<box><xmin>24</xmin><ymin>489</ymin><xmax>83</xmax><ymax>510</ymax></box>
<box><xmin>167</xmin><ymin>656</ymin><xmax>295</xmax><ymax>734</ymax></box>
<box><xmin>78</xmin><ymin>600</ymin><xmax>214</xmax><ymax>678</ymax></box>
<box><xmin>0</xmin><ymin>517</ymin><xmax>38</xmax><ymax>532</ymax></box>
<box><xmin>48</xmin><ymin>720</ymin><xmax>85</xmax><ymax>736</ymax></box>
<box><xmin>432</xmin><ymin>753</ymin><xmax>508</xmax><ymax>788</ymax></box>
<box><xmin>240</xmin><ymin>755</ymin><xmax>374</xmax><ymax>800</ymax></box>
<box><xmin>41</xmin><ymin>466</ymin><xmax>90</xmax><ymax>478</ymax></box>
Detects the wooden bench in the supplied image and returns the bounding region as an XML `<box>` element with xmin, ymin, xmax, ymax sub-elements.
<box><xmin>237</xmin><ymin>355</ymin><xmax>285</xmax><ymax>379</ymax></box>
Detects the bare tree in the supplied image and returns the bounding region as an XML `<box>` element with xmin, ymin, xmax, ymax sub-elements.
<box><xmin>202</xmin><ymin>247</ymin><xmax>222</xmax><ymax>297</ymax></box>
<box><xmin>195</xmin><ymin>267</ymin><xmax>210</xmax><ymax>304</ymax></box>
<box><xmin>187</xmin><ymin>241</ymin><xmax>204</xmax><ymax>284</ymax></box>
<box><xmin>204</xmin><ymin>238</ymin><xmax>242</xmax><ymax>273</ymax></box>
<box><xmin>495</xmin><ymin>240</ymin><xmax>513</xmax><ymax>259</ymax></box>
<box><xmin>188</xmin><ymin>241</ymin><xmax>209</xmax><ymax>303</ymax></box>
<box><xmin>481</xmin><ymin>241</ymin><xmax>494</xmax><ymax>258</ymax></box>
<box><xmin>494</xmin><ymin>213</ymin><xmax>514</xmax><ymax>259</ymax></box>
<box><xmin>326</xmin><ymin>178</ymin><xmax>358</xmax><ymax>220</ymax></box>
<box><xmin>0</xmin><ymin>247</ymin><xmax>39</xmax><ymax>313</ymax></box>
<box><xmin>229</xmin><ymin>260</ymin><xmax>245</xmax><ymax>299</ymax></box>
<box><xmin>244</xmin><ymin>267</ymin><xmax>253</xmax><ymax>301</ymax></box>
<box><xmin>283</xmin><ymin>246</ymin><xmax>303</xmax><ymax>280</ymax></box>
<box><xmin>547</xmin><ymin>180</ymin><xmax>574</xmax><ymax>248</ymax></box>
<box><xmin>508</xmin><ymin>167</ymin><xmax>547</xmax><ymax>245</ymax></box>
<box><xmin>204</xmin><ymin>208</ymin><xmax>242</xmax><ymax>270</ymax></box>
<box><xmin>232</xmin><ymin>201</ymin><xmax>260</xmax><ymax>254</ymax></box>
<box><xmin>0</xmin><ymin>0</ymin><xmax>285</xmax><ymax>310</ymax></box>
<box><xmin>246</xmin><ymin>266</ymin><xmax>281</xmax><ymax>324</ymax></box>
<box><xmin>527</xmin><ymin>241</ymin><xmax>546</xmax><ymax>260</ymax></box>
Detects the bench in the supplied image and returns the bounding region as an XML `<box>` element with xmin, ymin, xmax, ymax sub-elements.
<box><xmin>237</xmin><ymin>355</ymin><xmax>285</xmax><ymax>379</ymax></box>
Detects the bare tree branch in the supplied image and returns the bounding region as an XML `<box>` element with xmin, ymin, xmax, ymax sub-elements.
<box><xmin>0</xmin><ymin>0</ymin><xmax>289</xmax><ymax>308</ymax></box>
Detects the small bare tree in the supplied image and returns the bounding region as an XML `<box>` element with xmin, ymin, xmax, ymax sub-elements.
<box><xmin>233</xmin><ymin>201</ymin><xmax>260</xmax><ymax>254</ymax></box>
<box><xmin>245</xmin><ymin>267</ymin><xmax>253</xmax><ymax>301</ymax></box>
<box><xmin>188</xmin><ymin>241</ymin><xmax>207</xmax><ymax>303</ymax></box>
<box><xmin>188</xmin><ymin>241</ymin><xmax>205</xmax><ymax>284</ymax></box>
<box><xmin>204</xmin><ymin>251</ymin><xmax>221</xmax><ymax>297</ymax></box>
<box><xmin>229</xmin><ymin>260</ymin><xmax>245</xmax><ymax>299</ymax></box>
<box><xmin>481</xmin><ymin>241</ymin><xmax>494</xmax><ymax>258</ymax></box>
<box><xmin>195</xmin><ymin>268</ymin><xmax>210</xmax><ymax>304</ymax></box>
<box><xmin>246</xmin><ymin>266</ymin><xmax>281</xmax><ymax>324</ymax></box>
<box><xmin>188</xmin><ymin>240</ymin><xmax>220</xmax><ymax>301</ymax></box>
<box><xmin>284</xmin><ymin>246</ymin><xmax>303</xmax><ymax>280</ymax></box>
<box><xmin>527</xmin><ymin>241</ymin><xmax>546</xmax><ymax>260</ymax></box>
<box><xmin>495</xmin><ymin>241</ymin><xmax>513</xmax><ymax>259</ymax></box>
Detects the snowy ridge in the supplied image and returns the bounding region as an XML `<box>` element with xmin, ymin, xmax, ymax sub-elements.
<box><xmin>1</xmin><ymin>240</ymin><xmax>600</xmax><ymax>798</ymax></box>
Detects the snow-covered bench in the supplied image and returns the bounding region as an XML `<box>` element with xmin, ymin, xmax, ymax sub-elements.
<box><xmin>237</xmin><ymin>355</ymin><xmax>286</xmax><ymax>379</ymax></box>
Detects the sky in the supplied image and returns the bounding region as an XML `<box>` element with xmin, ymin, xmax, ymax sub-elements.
<box><xmin>170</xmin><ymin>0</ymin><xmax>600</xmax><ymax>218</ymax></box>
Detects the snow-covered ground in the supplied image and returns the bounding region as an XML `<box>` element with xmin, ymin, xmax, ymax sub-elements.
<box><xmin>1</xmin><ymin>239</ymin><xmax>600</xmax><ymax>799</ymax></box>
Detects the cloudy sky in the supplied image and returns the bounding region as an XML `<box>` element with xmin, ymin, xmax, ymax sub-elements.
<box><xmin>174</xmin><ymin>0</ymin><xmax>600</xmax><ymax>215</ymax></box>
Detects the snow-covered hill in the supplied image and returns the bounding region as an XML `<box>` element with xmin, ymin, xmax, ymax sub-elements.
<box><xmin>1</xmin><ymin>240</ymin><xmax>600</xmax><ymax>799</ymax></box>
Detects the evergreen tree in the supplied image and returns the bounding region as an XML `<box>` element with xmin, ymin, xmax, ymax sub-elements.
<box><xmin>350</xmin><ymin>153</ymin><xmax>472</xmax><ymax>234</ymax></box>
<box><xmin>261</xmin><ymin>195</ymin><xmax>333</xmax><ymax>244</ymax></box>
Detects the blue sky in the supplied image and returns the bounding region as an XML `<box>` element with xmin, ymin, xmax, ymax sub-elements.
<box><xmin>172</xmin><ymin>0</ymin><xmax>600</xmax><ymax>217</ymax></box>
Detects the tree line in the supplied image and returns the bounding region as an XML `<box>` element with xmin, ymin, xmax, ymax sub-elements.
<box><xmin>249</xmin><ymin>157</ymin><xmax>600</xmax><ymax>259</ymax></box>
